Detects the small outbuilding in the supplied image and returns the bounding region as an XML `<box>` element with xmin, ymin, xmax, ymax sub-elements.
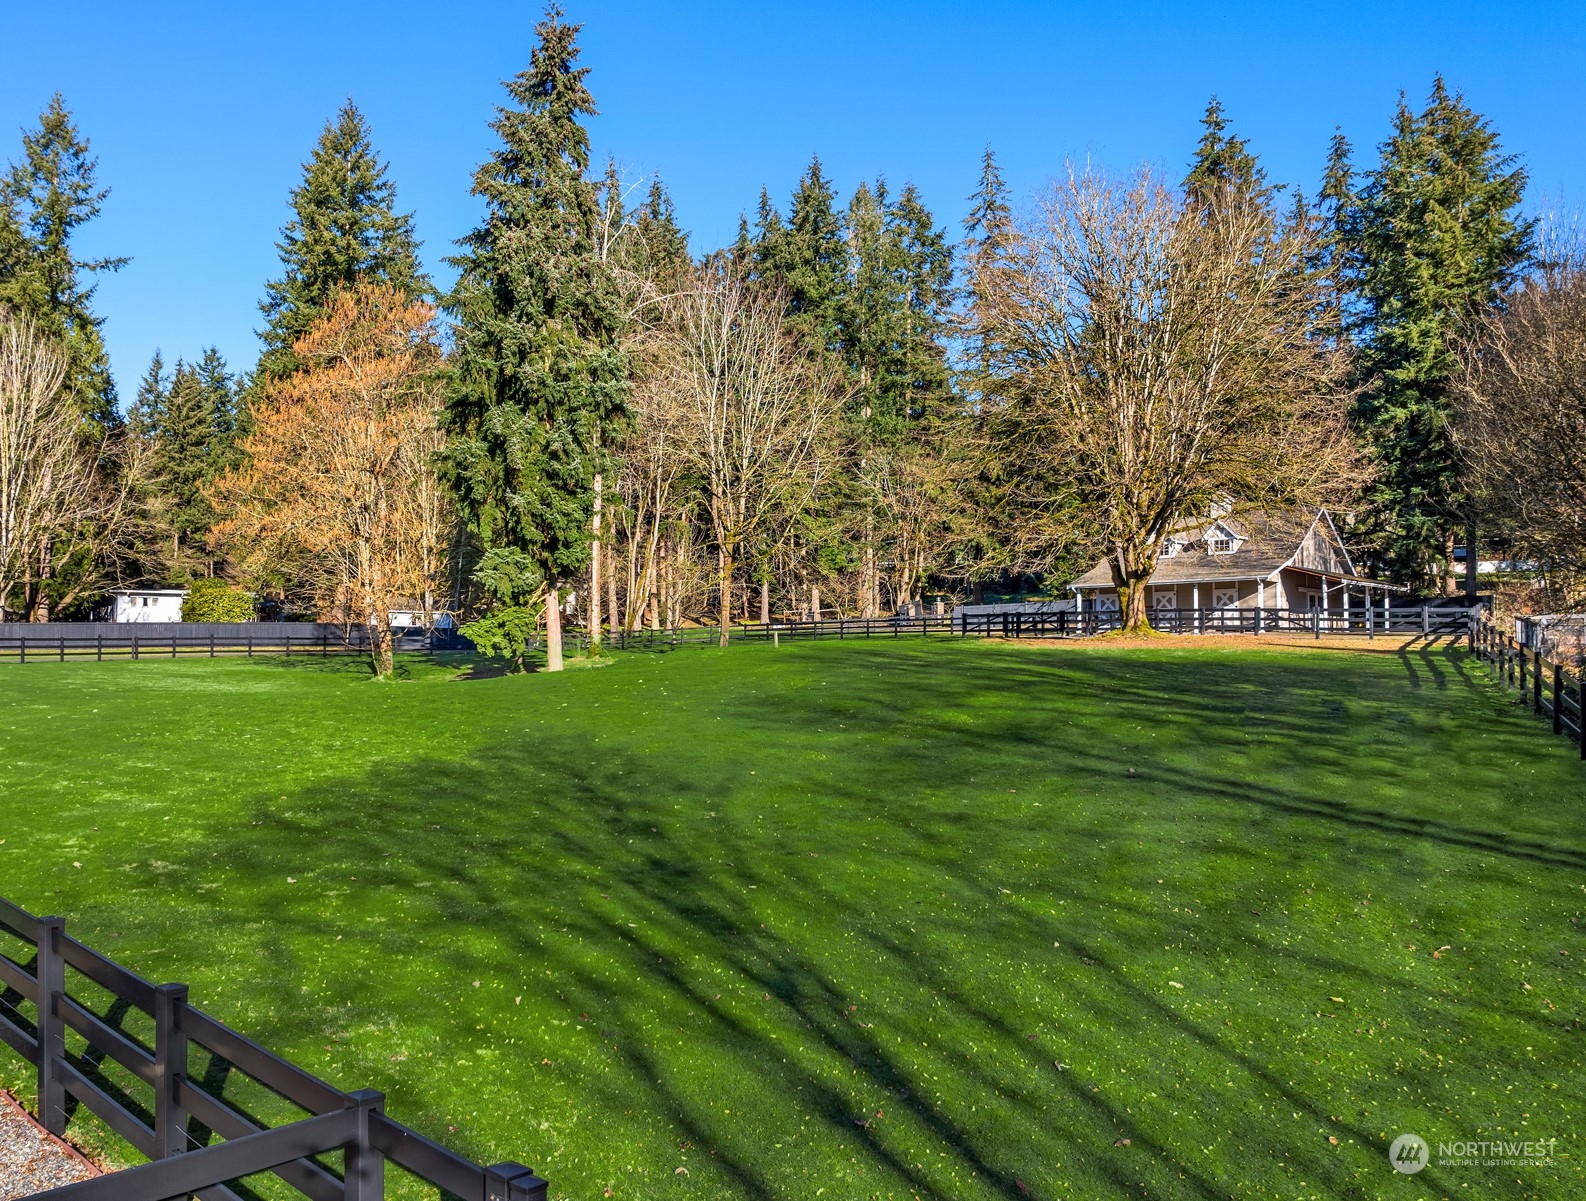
<box><xmin>1066</xmin><ymin>509</ymin><xmax>1399</xmax><ymax>615</ymax></box>
<box><xmin>108</xmin><ymin>587</ymin><xmax>189</xmax><ymax>624</ymax></box>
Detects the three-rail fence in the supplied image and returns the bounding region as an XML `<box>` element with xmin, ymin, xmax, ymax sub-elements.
<box><xmin>0</xmin><ymin>896</ymin><xmax>546</xmax><ymax>1200</ymax></box>
<box><xmin>0</xmin><ymin>622</ymin><xmax>460</xmax><ymax>663</ymax></box>
<box><xmin>0</xmin><ymin>605</ymin><xmax>1483</xmax><ymax>666</ymax></box>
<box><xmin>1470</xmin><ymin>619</ymin><xmax>1586</xmax><ymax>760</ymax></box>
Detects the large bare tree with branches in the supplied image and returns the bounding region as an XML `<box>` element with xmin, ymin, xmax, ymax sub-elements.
<box><xmin>1456</xmin><ymin>240</ymin><xmax>1586</xmax><ymax>597</ymax></box>
<box><xmin>654</xmin><ymin>269</ymin><xmax>842</xmax><ymax>645</ymax></box>
<box><xmin>0</xmin><ymin>312</ymin><xmax>138</xmax><ymax>621</ymax></box>
<box><xmin>971</xmin><ymin>166</ymin><xmax>1362</xmax><ymax>631</ymax></box>
<box><xmin>209</xmin><ymin>284</ymin><xmax>449</xmax><ymax>676</ymax></box>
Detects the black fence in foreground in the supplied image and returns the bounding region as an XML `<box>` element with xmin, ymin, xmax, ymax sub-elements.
<box><xmin>0</xmin><ymin>896</ymin><xmax>546</xmax><ymax>1201</ymax></box>
<box><xmin>1472</xmin><ymin>620</ymin><xmax>1586</xmax><ymax>761</ymax></box>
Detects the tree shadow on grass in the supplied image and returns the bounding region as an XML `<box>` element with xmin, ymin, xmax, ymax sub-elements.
<box><xmin>137</xmin><ymin>638</ymin><xmax>1585</xmax><ymax>1199</ymax></box>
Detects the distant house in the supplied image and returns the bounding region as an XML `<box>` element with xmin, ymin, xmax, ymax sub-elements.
<box><xmin>1066</xmin><ymin>509</ymin><xmax>1399</xmax><ymax>614</ymax></box>
<box><xmin>108</xmin><ymin>587</ymin><xmax>189</xmax><ymax>623</ymax></box>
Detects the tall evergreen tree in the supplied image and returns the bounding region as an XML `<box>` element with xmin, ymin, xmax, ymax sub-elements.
<box><xmin>962</xmin><ymin>147</ymin><xmax>1013</xmax><ymax>407</ymax></box>
<box><xmin>1350</xmin><ymin>78</ymin><xmax>1532</xmax><ymax>590</ymax></box>
<box><xmin>443</xmin><ymin>8</ymin><xmax>626</xmax><ymax>672</ymax></box>
<box><xmin>1184</xmin><ymin>97</ymin><xmax>1267</xmax><ymax>206</ymax></box>
<box><xmin>1314</xmin><ymin>129</ymin><xmax>1359</xmax><ymax>348</ymax></box>
<box><xmin>634</xmin><ymin>177</ymin><xmax>690</xmax><ymax>281</ymax></box>
<box><xmin>256</xmin><ymin>101</ymin><xmax>427</xmax><ymax>382</ymax></box>
<box><xmin>0</xmin><ymin>94</ymin><xmax>126</xmax><ymax>430</ymax></box>
<box><xmin>756</xmin><ymin>157</ymin><xmax>849</xmax><ymax>347</ymax></box>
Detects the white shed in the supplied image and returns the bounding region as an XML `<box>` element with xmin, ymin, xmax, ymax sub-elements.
<box><xmin>110</xmin><ymin>588</ymin><xmax>189</xmax><ymax>624</ymax></box>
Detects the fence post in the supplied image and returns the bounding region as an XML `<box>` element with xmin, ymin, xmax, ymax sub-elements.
<box><xmin>1533</xmin><ymin>649</ymin><xmax>1544</xmax><ymax>712</ymax></box>
<box><xmin>1554</xmin><ymin>663</ymin><xmax>1564</xmax><ymax>736</ymax></box>
<box><xmin>1519</xmin><ymin>643</ymin><xmax>1527</xmax><ymax>697</ymax></box>
<box><xmin>171</xmin><ymin>635</ymin><xmax>177</xmax><ymax>659</ymax></box>
<box><xmin>132</xmin><ymin>633</ymin><xmax>138</xmax><ymax>661</ymax></box>
<box><xmin>96</xmin><ymin>635</ymin><xmax>102</xmax><ymax>662</ymax></box>
<box><xmin>58</xmin><ymin>637</ymin><xmax>65</xmax><ymax>662</ymax></box>
<box><xmin>342</xmin><ymin>1089</ymin><xmax>385</xmax><ymax>1201</ymax></box>
<box><xmin>209</xmin><ymin>632</ymin><xmax>215</xmax><ymax>658</ymax></box>
<box><xmin>19</xmin><ymin>636</ymin><xmax>25</xmax><ymax>664</ymax></box>
<box><xmin>35</xmin><ymin>915</ymin><xmax>67</xmax><ymax>1136</ymax></box>
<box><xmin>487</xmin><ymin>1162</ymin><xmax>550</xmax><ymax>1201</ymax></box>
<box><xmin>153</xmin><ymin>983</ymin><xmax>189</xmax><ymax>1159</ymax></box>
<box><xmin>322</xmin><ymin>633</ymin><xmax>328</xmax><ymax>657</ymax></box>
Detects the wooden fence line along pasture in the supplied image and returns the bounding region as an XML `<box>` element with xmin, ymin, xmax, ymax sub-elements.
<box><xmin>720</xmin><ymin>604</ymin><xmax>1483</xmax><ymax>643</ymax></box>
<box><xmin>0</xmin><ymin>627</ymin><xmax>461</xmax><ymax>663</ymax></box>
<box><xmin>1470</xmin><ymin>619</ymin><xmax>1586</xmax><ymax>761</ymax></box>
<box><xmin>0</xmin><ymin>896</ymin><xmax>547</xmax><ymax>1201</ymax></box>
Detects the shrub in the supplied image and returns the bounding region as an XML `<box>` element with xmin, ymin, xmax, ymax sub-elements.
<box><xmin>181</xmin><ymin>579</ymin><xmax>255</xmax><ymax>623</ymax></box>
<box><xmin>459</xmin><ymin>605</ymin><xmax>539</xmax><ymax>672</ymax></box>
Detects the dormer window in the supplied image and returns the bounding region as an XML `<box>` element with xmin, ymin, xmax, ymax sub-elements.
<box><xmin>1159</xmin><ymin>537</ymin><xmax>1181</xmax><ymax>558</ymax></box>
<box><xmin>1205</xmin><ymin>522</ymin><xmax>1240</xmax><ymax>555</ymax></box>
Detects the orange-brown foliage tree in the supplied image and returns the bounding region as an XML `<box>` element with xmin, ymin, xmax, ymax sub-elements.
<box><xmin>209</xmin><ymin>283</ymin><xmax>448</xmax><ymax>676</ymax></box>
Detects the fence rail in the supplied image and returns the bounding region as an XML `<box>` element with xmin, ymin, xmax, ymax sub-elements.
<box><xmin>0</xmin><ymin>627</ymin><xmax>461</xmax><ymax>662</ymax></box>
<box><xmin>0</xmin><ymin>895</ymin><xmax>547</xmax><ymax>1200</ymax></box>
<box><xmin>718</xmin><ymin>604</ymin><xmax>1482</xmax><ymax>642</ymax></box>
<box><xmin>1471</xmin><ymin>619</ymin><xmax>1586</xmax><ymax>760</ymax></box>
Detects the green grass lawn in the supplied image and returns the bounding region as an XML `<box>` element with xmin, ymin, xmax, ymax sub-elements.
<box><xmin>0</xmin><ymin>638</ymin><xmax>1582</xmax><ymax>1200</ymax></box>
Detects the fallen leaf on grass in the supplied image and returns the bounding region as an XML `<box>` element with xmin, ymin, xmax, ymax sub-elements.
<box><xmin>1113</xmin><ymin>1137</ymin><xmax>1131</xmax><ymax>1146</ymax></box>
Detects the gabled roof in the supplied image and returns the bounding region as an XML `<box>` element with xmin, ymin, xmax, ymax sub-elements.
<box><xmin>1067</xmin><ymin>508</ymin><xmax>1382</xmax><ymax>590</ymax></box>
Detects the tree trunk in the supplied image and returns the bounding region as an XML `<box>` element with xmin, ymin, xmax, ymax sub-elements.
<box><xmin>971</xmin><ymin>579</ymin><xmax>984</xmax><ymax>605</ymax></box>
<box><xmin>1110</xmin><ymin>548</ymin><xmax>1155</xmax><ymax>634</ymax></box>
<box><xmin>544</xmin><ymin>584</ymin><xmax>565</xmax><ymax>671</ymax></box>
<box><xmin>760</xmin><ymin>579</ymin><xmax>770</xmax><ymax>624</ymax></box>
<box><xmin>810</xmin><ymin>584</ymin><xmax>821</xmax><ymax>622</ymax></box>
<box><xmin>606</xmin><ymin>540</ymin><xmax>619</xmax><ymax>639</ymax></box>
<box><xmin>718</xmin><ymin>545</ymin><xmax>732</xmax><ymax>648</ymax></box>
<box><xmin>369</xmin><ymin>608</ymin><xmax>394</xmax><ymax>678</ymax></box>
<box><xmin>589</xmin><ymin>470</ymin><xmax>603</xmax><ymax>652</ymax></box>
<box><xmin>1464</xmin><ymin>518</ymin><xmax>1478</xmax><ymax>598</ymax></box>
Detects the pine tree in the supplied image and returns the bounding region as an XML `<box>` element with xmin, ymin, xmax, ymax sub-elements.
<box><xmin>635</xmin><ymin>177</ymin><xmax>690</xmax><ymax>281</ymax></box>
<box><xmin>1351</xmin><ymin>78</ymin><xmax>1532</xmax><ymax>590</ymax></box>
<box><xmin>1314</xmin><ymin>129</ymin><xmax>1359</xmax><ymax>348</ymax></box>
<box><xmin>128</xmin><ymin>350</ymin><xmax>168</xmax><ymax>437</ymax></box>
<box><xmin>443</xmin><ymin>8</ymin><xmax>626</xmax><ymax>672</ymax></box>
<box><xmin>195</xmin><ymin>347</ymin><xmax>244</xmax><ymax>473</ymax></box>
<box><xmin>256</xmin><ymin>102</ymin><xmax>427</xmax><ymax>382</ymax></box>
<box><xmin>962</xmin><ymin>147</ymin><xmax>1013</xmax><ymax>404</ymax></box>
<box><xmin>154</xmin><ymin>361</ymin><xmax>216</xmax><ymax>566</ymax></box>
<box><xmin>0</xmin><ymin>94</ymin><xmax>126</xmax><ymax>430</ymax></box>
<box><xmin>756</xmin><ymin>157</ymin><xmax>849</xmax><ymax>347</ymax></box>
<box><xmin>1185</xmin><ymin>97</ymin><xmax>1268</xmax><ymax>206</ymax></box>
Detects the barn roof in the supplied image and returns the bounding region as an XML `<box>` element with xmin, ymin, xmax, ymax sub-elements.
<box><xmin>1067</xmin><ymin>509</ymin><xmax>1377</xmax><ymax>590</ymax></box>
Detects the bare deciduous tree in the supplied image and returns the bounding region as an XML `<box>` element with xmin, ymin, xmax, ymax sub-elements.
<box><xmin>657</xmin><ymin>270</ymin><xmax>842</xmax><ymax>645</ymax></box>
<box><xmin>1456</xmin><ymin>239</ymin><xmax>1586</xmax><ymax>598</ymax></box>
<box><xmin>972</xmin><ymin>166</ymin><xmax>1363</xmax><ymax>632</ymax></box>
<box><xmin>208</xmin><ymin>284</ymin><xmax>449</xmax><ymax>676</ymax></box>
<box><xmin>0</xmin><ymin>312</ymin><xmax>138</xmax><ymax>621</ymax></box>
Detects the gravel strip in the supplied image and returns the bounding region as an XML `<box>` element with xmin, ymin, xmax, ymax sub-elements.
<box><xmin>0</xmin><ymin>1090</ymin><xmax>99</xmax><ymax>1198</ymax></box>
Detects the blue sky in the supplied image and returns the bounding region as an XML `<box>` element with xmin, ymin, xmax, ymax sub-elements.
<box><xmin>3</xmin><ymin>1</ymin><xmax>1582</xmax><ymax>402</ymax></box>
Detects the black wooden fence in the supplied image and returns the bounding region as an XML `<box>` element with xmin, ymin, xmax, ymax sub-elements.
<box><xmin>1471</xmin><ymin>619</ymin><xmax>1586</xmax><ymax>760</ymax></box>
<box><xmin>0</xmin><ymin>896</ymin><xmax>547</xmax><ymax>1200</ymax></box>
<box><xmin>0</xmin><ymin>623</ymin><xmax>463</xmax><ymax>662</ymax></box>
<box><xmin>717</xmin><ymin>604</ymin><xmax>1483</xmax><ymax>642</ymax></box>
